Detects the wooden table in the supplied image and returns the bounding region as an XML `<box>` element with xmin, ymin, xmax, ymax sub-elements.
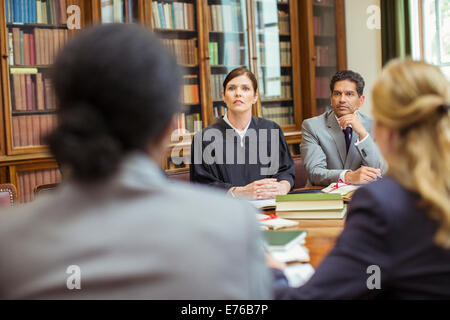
<box><xmin>264</xmin><ymin>209</ymin><xmax>344</xmax><ymax>268</ymax></box>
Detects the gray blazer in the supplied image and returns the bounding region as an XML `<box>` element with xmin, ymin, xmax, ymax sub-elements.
<box><xmin>0</xmin><ymin>153</ymin><xmax>271</xmax><ymax>299</ymax></box>
<box><xmin>300</xmin><ymin>110</ymin><xmax>387</xmax><ymax>186</ymax></box>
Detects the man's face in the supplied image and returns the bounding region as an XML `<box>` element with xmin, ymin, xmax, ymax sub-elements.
<box><xmin>330</xmin><ymin>80</ymin><xmax>365</xmax><ymax>117</ymax></box>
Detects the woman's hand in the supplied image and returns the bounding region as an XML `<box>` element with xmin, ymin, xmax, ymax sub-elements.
<box><xmin>230</xmin><ymin>179</ymin><xmax>291</xmax><ymax>200</ymax></box>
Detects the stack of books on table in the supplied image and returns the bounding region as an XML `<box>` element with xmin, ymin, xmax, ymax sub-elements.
<box><xmin>263</xmin><ymin>230</ymin><xmax>314</xmax><ymax>287</ymax></box>
<box><xmin>275</xmin><ymin>193</ymin><xmax>346</xmax><ymax>219</ymax></box>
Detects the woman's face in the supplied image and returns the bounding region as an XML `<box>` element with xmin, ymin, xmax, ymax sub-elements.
<box><xmin>222</xmin><ymin>74</ymin><xmax>258</xmax><ymax>115</ymax></box>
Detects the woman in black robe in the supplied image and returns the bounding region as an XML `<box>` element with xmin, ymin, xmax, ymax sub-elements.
<box><xmin>190</xmin><ymin>67</ymin><xmax>295</xmax><ymax>200</ymax></box>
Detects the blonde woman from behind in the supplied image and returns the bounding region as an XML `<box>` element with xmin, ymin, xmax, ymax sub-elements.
<box><xmin>273</xmin><ymin>59</ymin><xmax>450</xmax><ymax>299</ymax></box>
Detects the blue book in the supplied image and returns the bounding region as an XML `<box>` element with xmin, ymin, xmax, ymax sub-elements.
<box><xmin>31</xmin><ymin>0</ymin><xmax>36</xmax><ymax>23</ymax></box>
<box><xmin>8</xmin><ymin>0</ymin><xmax>14</xmax><ymax>22</ymax></box>
<box><xmin>4</xmin><ymin>0</ymin><xmax>8</xmax><ymax>22</ymax></box>
<box><xmin>24</xmin><ymin>0</ymin><xmax>29</xmax><ymax>23</ymax></box>
<box><xmin>11</xmin><ymin>0</ymin><xmax>19</xmax><ymax>22</ymax></box>
<box><xmin>157</xmin><ymin>2</ymin><xmax>165</xmax><ymax>28</ymax></box>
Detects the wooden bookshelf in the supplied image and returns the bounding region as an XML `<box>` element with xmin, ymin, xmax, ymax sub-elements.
<box><xmin>0</xmin><ymin>0</ymin><xmax>347</xmax><ymax>199</ymax></box>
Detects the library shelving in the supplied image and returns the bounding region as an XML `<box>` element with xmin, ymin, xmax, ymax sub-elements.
<box><xmin>299</xmin><ymin>0</ymin><xmax>347</xmax><ymax>117</ymax></box>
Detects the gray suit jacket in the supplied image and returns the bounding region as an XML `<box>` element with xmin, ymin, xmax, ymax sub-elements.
<box><xmin>0</xmin><ymin>153</ymin><xmax>271</xmax><ymax>299</ymax></box>
<box><xmin>300</xmin><ymin>110</ymin><xmax>387</xmax><ymax>186</ymax></box>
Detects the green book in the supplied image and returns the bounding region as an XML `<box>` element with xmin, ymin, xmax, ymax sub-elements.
<box><xmin>263</xmin><ymin>230</ymin><xmax>307</xmax><ymax>251</ymax></box>
<box><xmin>276</xmin><ymin>193</ymin><xmax>344</xmax><ymax>212</ymax></box>
<box><xmin>276</xmin><ymin>193</ymin><xmax>342</xmax><ymax>202</ymax></box>
<box><xmin>19</xmin><ymin>30</ymin><xmax>24</xmax><ymax>65</ymax></box>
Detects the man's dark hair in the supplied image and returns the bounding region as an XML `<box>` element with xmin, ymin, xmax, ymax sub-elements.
<box><xmin>48</xmin><ymin>24</ymin><xmax>181</xmax><ymax>182</ymax></box>
<box><xmin>330</xmin><ymin>70</ymin><xmax>365</xmax><ymax>97</ymax></box>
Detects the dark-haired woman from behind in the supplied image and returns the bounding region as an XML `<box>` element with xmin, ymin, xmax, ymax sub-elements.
<box><xmin>190</xmin><ymin>67</ymin><xmax>295</xmax><ymax>200</ymax></box>
<box><xmin>0</xmin><ymin>24</ymin><xmax>271</xmax><ymax>299</ymax></box>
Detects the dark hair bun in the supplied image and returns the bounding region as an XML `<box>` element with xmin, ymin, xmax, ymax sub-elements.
<box><xmin>47</xmin><ymin>103</ymin><xmax>122</xmax><ymax>182</ymax></box>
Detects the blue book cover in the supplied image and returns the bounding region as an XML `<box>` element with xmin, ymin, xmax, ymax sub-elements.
<box><xmin>4</xmin><ymin>0</ymin><xmax>8</xmax><ymax>22</ymax></box>
<box><xmin>157</xmin><ymin>2</ymin><xmax>165</xmax><ymax>28</ymax></box>
<box><xmin>24</xmin><ymin>0</ymin><xmax>29</xmax><ymax>23</ymax></box>
<box><xmin>8</xmin><ymin>0</ymin><xmax>14</xmax><ymax>22</ymax></box>
<box><xmin>31</xmin><ymin>0</ymin><xmax>36</xmax><ymax>23</ymax></box>
<box><xmin>13</xmin><ymin>0</ymin><xmax>19</xmax><ymax>22</ymax></box>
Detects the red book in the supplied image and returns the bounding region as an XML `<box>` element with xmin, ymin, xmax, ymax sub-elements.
<box><xmin>39</xmin><ymin>115</ymin><xmax>47</xmax><ymax>143</ymax></box>
<box><xmin>12</xmin><ymin>74</ymin><xmax>22</xmax><ymax>110</ymax></box>
<box><xmin>29</xmin><ymin>33</ymin><xmax>36</xmax><ymax>65</ymax></box>
<box><xmin>20</xmin><ymin>74</ymin><xmax>26</xmax><ymax>110</ymax></box>
<box><xmin>29</xmin><ymin>172</ymin><xmax>37</xmax><ymax>202</ymax></box>
<box><xmin>60</xmin><ymin>0</ymin><xmax>67</xmax><ymax>25</ymax></box>
<box><xmin>44</xmin><ymin>78</ymin><xmax>53</xmax><ymax>109</ymax></box>
<box><xmin>18</xmin><ymin>174</ymin><xmax>24</xmax><ymax>203</ymax></box>
<box><xmin>25</xmin><ymin>74</ymin><xmax>33</xmax><ymax>110</ymax></box>
<box><xmin>36</xmin><ymin>73</ymin><xmax>45</xmax><ymax>110</ymax></box>
<box><xmin>43</xmin><ymin>169</ymin><xmax>51</xmax><ymax>185</ymax></box>
<box><xmin>32</xmin><ymin>115</ymin><xmax>40</xmax><ymax>145</ymax></box>
<box><xmin>50</xmin><ymin>169</ymin><xmax>56</xmax><ymax>183</ymax></box>
<box><xmin>31</xmin><ymin>75</ymin><xmax>37</xmax><ymax>110</ymax></box>
<box><xmin>26</xmin><ymin>115</ymin><xmax>33</xmax><ymax>146</ymax></box>
<box><xmin>18</xmin><ymin>116</ymin><xmax>28</xmax><ymax>146</ymax></box>
<box><xmin>22</xmin><ymin>173</ymin><xmax>29</xmax><ymax>203</ymax></box>
<box><xmin>35</xmin><ymin>170</ymin><xmax>43</xmax><ymax>190</ymax></box>
<box><xmin>23</xmin><ymin>33</ymin><xmax>30</xmax><ymax>65</ymax></box>
<box><xmin>12</xmin><ymin>28</ymin><xmax>20</xmax><ymax>65</ymax></box>
<box><xmin>12</xmin><ymin>117</ymin><xmax>20</xmax><ymax>147</ymax></box>
<box><xmin>52</xmin><ymin>29</ymin><xmax>59</xmax><ymax>58</ymax></box>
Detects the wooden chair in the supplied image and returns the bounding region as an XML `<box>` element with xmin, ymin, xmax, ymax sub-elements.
<box><xmin>34</xmin><ymin>183</ymin><xmax>59</xmax><ymax>198</ymax></box>
<box><xmin>293</xmin><ymin>156</ymin><xmax>308</xmax><ymax>189</ymax></box>
<box><xmin>167</xmin><ymin>171</ymin><xmax>190</xmax><ymax>183</ymax></box>
<box><xmin>0</xmin><ymin>183</ymin><xmax>17</xmax><ymax>208</ymax></box>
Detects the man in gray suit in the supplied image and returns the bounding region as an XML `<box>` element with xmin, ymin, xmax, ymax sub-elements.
<box><xmin>0</xmin><ymin>24</ymin><xmax>271</xmax><ymax>299</ymax></box>
<box><xmin>301</xmin><ymin>70</ymin><xmax>386</xmax><ymax>186</ymax></box>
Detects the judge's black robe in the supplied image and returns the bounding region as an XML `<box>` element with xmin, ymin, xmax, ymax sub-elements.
<box><xmin>190</xmin><ymin>117</ymin><xmax>295</xmax><ymax>190</ymax></box>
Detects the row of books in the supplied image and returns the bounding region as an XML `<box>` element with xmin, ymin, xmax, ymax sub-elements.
<box><xmin>280</xmin><ymin>41</ymin><xmax>292</xmax><ymax>65</ymax></box>
<box><xmin>18</xmin><ymin>168</ymin><xmax>61</xmax><ymax>203</ymax></box>
<box><xmin>213</xmin><ymin>104</ymin><xmax>227</xmax><ymax>119</ymax></box>
<box><xmin>10</xmin><ymin>71</ymin><xmax>56</xmax><ymax>111</ymax></box>
<box><xmin>314</xmin><ymin>45</ymin><xmax>337</xmax><ymax>67</ymax></box>
<box><xmin>210</xmin><ymin>73</ymin><xmax>226</xmax><ymax>100</ymax></box>
<box><xmin>262</xmin><ymin>106</ymin><xmax>294</xmax><ymax>126</ymax></box>
<box><xmin>9</xmin><ymin>27</ymin><xmax>69</xmax><ymax>66</ymax></box>
<box><xmin>261</xmin><ymin>74</ymin><xmax>292</xmax><ymax>99</ymax></box>
<box><xmin>312</xmin><ymin>11</ymin><xmax>335</xmax><ymax>36</ymax></box>
<box><xmin>161</xmin><ymin>38</ymin><xmax>198</xmax><ymax>65</ymax></box>
<box><xmin>208</xmin><ymin>4</ymin><xmax>244</xmax><ymax>33</ymax></box>
<box><xmin>258</xmin><ymin>75</ymin><xmax>292</xmax><ymax>100</ymax></box>
<box><xmin>101</xmin><ymin>0</ymin><xmax>135</xmax><ymax>24</ymax></box>
<box><xmin>12</xmin><ymin>114</ymin><xmax>57</xmax><ymax>148</ymax></box>
<box><xmin>151</xmin><ymin>1</ymin><xmax>195</xmax><ymax>30</ymax></box>
<box><xmin>315</xmin><ymin>76</ymin><xmax>330</xmax><ymax>99</ymax></box>
<box><xmin>4</xmin><ymin>0</ymin><xmax>67</xmax><ymax>25</ymax></box>
<box><xmin>174</xmin><ymin>112</ymin><xmax>201</xmax><ymax>133</ymax></box>
<box><xmin>181</xmin><ymin>75</ymin><xmax>200</xmax><ymax>105</ymax></box>
<box><xmin>209</xmin><ymin>41</ymin><xmax>246</xmax><ymax>66</ymax></box>
<box><xmin>278</xmin><ymin>10</ymin><xmax>290</xmax><ymax>34</ymax></box>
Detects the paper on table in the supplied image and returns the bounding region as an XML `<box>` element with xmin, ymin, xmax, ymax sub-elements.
<box><xmin>270</xmin><ymin>244</ymin><xmax>309</xmax><ymax>263</ymax></box>
<box><xmin>322</xmin><ymin>183</ymin><xmax>359</xmax><ymax>195</ymax></box>
<box><xmin>249</xmin><ymin>199</ymin><xmax>276</xmax><ymax>209</ymax></box>
<box><xmin>284</xmin><ymin>264</ymin><xmax>315</xmax><ymax>287</ymax></box>
<box><xmin>256</xmin><ymin>213</ymin><xmax>299</xmax><ymax>230</ymax></box>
